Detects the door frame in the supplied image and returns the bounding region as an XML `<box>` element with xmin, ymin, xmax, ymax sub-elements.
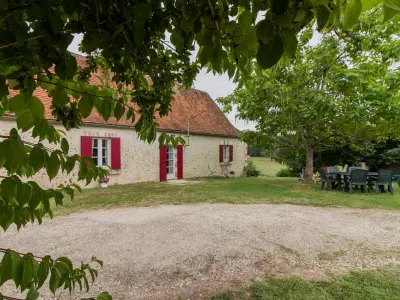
<box><xmin>166</xmin><ymin>146</ymin><xmax>176</xmax><ymax>180</ymax></box>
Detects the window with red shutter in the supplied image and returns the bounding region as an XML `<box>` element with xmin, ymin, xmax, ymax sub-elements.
<box><xmin>81</xmin><ymin>136</ymin><xmax>92</xmax><ymax>158</ymax></box>
<box><xmin>229</xmin><ymin>145</ymin><xmax>233</xmax><ymax>162</ymax></box>
<box><xmin>219</xmin><ymin>145</ymin><xmax>224</xmax><ymax>162</ymax></box>
<box><xmin>111</xmin><ymin>137</ymin><xmax>121</xmax><ymax>170</ymax></box>
<box><xmin>177</xmin><ymin>145</ymin><xmax>183</xmax><ymax>179</ymax></box>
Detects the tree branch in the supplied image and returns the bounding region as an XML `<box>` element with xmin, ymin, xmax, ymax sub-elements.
<box><xmin>0</xmin><ymin>135</ymin><xmax>54</xmax><ymax>153</ymax></box>
<box><xmin>34</xmin><ymin>78</ymin><xmax>140</xmax><ymax>114</ymax></box>
<box><xmin>0</xmin><ymin>248</ymin><xmax>43</xmax><ymax>262</ymax></box>
<box><xmin>0</xmin><ymin>294</ymin><xmax>24</xmax><ymax>300</ymax></box>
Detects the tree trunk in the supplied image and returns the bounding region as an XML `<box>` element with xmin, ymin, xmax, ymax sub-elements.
<box><xmin>304</xmin><ymin>130</ymin><xmax>314</xmax><ymax>183</ymax></box>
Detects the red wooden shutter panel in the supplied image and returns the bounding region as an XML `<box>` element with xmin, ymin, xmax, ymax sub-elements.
<box><xmin>219</xmin><ymin>145</ymin><xmax>224</xmax><ymax>162</ymax></box>
<box><xmin>229</xmin><ymin>145</ymin><xmax>233</xmax><ymax>162</ymax></box>
<box><xmin>81</xmin><ymin>136</ymin><xmax>92</xmax><ymax>158</ymax></box>
<box><xmin>177</xmin><ymin>145</ymin><xmax>183</xmax><ymax>179</ymax></box>
<box><xmin>111</xmin><ymin>137</ymin><xmax>121</xmax><ymax>170</ymax></box>
<box><xmin>160</xmin><ymin>145</ymin><xmax>167</xmax><ymax>182</ymax></box>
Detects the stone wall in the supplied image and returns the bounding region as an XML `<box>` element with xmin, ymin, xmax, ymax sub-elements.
<box><xmin>0</xmin><ymin>119</ymin><xmax>246</xmax><ymax>188</ymax></box>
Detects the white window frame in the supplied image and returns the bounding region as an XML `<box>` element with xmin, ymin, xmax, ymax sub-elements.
<box><xmin>92</xmin><ymin>138</ymin><xmax>111</xmax><ymax>168</ymax></box>
<box><xmin>223</xmin><ymin>145</ymin><xmax>229</xmax><ymax>162</ymax></box>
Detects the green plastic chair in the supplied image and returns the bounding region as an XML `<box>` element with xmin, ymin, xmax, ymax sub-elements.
<box><xmin>318</xmin><ymin>169</ymin><xmax>335</xmax><ymax>191</ymax></box>
<box><xmin>348</xmin><ymin>169</ymin><xmax>368</xmax><ymax>194</ymax></box>
<box><xmin>374</xmin><ymin>170</ymin><xmax>394</xmax><ymax>195</ymax></box>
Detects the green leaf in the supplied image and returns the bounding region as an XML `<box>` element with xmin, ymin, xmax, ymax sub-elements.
<box><xmin>281</xmin><ymin>28</ymin><xmax>298</xmax><ymax>56</ymax></box>
<box><xmin>3</xmin><ymin>138</ymin><xmax>25</xmax><ymax>172</ymax></box>
<box><xmin>57</xmin><ymin>257</ymin><xmax>73</xmax><ymax>272</ymax></box>
<box><xmin>37</xmin><ymin>261</ymin><xmax>50</xmax><ymax>289</ymax></box>
<box><xmin>55</xmin><ymin>55</ymin><xmax>77</xmax><ymax>80</ymax></box>
<box><xmin>362</xmin><ymin>0</ymin><xmax>381</xmax><ymax>10</ymax></box>
<box><xmin>0</xmin><ymin>252</ymin><xmax>14</xmax><ymax>285</ymax></box>
<box><xmin>52</xmin><ymin>86</ymin><xmax>69</xmax><ymax>107</ymax></box>
<box><xmin>384</xmin><ymin>0</ymin><xmax>400</xmax><ymax>10</ymax></box>
<box><xmin>0</xmin><ymin>75</ymin><xmax>9</xmax><ymax>98</ymax></box>
<box><xmin>343</xmin><ymin>0</ymin><xmax>362</xmax><ymax>30</ymax></box>
<box><xmin>26</xmin><ymin>286</ymin><xmax>39</xmax><ymax>300</ymax></box>
<box><xmin>22</xmin><ymin>255</ymin><xmax>35</xmax><ymax>289</ymax></box>
<box><xmin>49</xmin><ymin>267</ymin><xmax>61</xmax><ymax>294</ymax></box>
<box><xmin>96</xmin><ymin>291</ymin><xmax>112</xmax><ymax>300</ymax></box>
<box><xmin>133</xmin><ymin>3</ymin><xmax>152</xmax><ymax>24</ymax></box>
<box><xmin>1</xmin><ymin>177</ymin><xmax>17</xmax><ymax>203</ymax></box>
<box><xmin>54</xmin><ymin>261</ymin><xmax>70</xmax><ymax>276</ymax></box>
<box><xmin>294</xmin><ymin>8</ymin><xmax>307</xmax><ymax>22</ymax></box>
<box><xmin>16</xmin><ymin>110</ymin><xmax>34</xmax><ymax>130</ymax></box>
<box><xmin>126</xmin><ymin>107</ymin><xmax>134</xmax><ymax>122</ymax></box>
<box><xmin>12</xmin><ymin>23</ymin><xmax>27</xmax><ymax>47</ymax></box>
<box><xmin>271</xmin><ymin>0</ymin><xmax>290</xmax><ymax>14</ymax></box>
<box><xmin>256</xmin><ymin>20</ymin><xmax>274</xmax><ymax>45</ymax></box>
<box><xmin>17</xmin><ymin>183</ymin><xmax>32</xmax><ymax>206</ymax></box>
<box><xmin>46</xmin><ymin>152</ymin><xmax>61</xmax><ymax>181</ymax></box>
<box><xmin>170</xmin><ymin>31</ymin><xmax>185</xmax><ymax>52</ymax></box>
<box><xmin>256</xmin><ymin>35</ymin><xmax>284</xmax><ymax>69</ymax></box>
<box><xmin>10</xmin><ymin>94</ymin><xmax>29</xmax><ymax>113</ymax></box>
<box><xmin>317</xmin><ymin>5</ymin><xmax>331</xmax><ymax>31</ymax></box>
<box><xmin>238</xmin><ymin>10</ymin><xmax>253</xmax><ymax>29</ymax></box>
<box><xmin>114</xmin><ymin>102</ymin><xmax>125</xmax><ymax>121</ymax></box>
<box><xmin>79</xmin><ymin>94</ymin><xmax>94</xmax><ymax>118</ymax></box>
<box><xmin>61</xmin><ymin>138</ymin><xmax>69</xmax><ymax>155</ymax></box>
<box><xmin>29</xmin><ymin>96</ymin><xmax>45</xmax><ymax>118</ymax></box>
<box><xmin>29</xmin><ymin>146</ymin><xmax>47</xmax><ymax>172</ymax></box>
<box><xmin>383</xmin><ymin>4</ymin><xmax>399</xmax><ymax>20</ymax></box>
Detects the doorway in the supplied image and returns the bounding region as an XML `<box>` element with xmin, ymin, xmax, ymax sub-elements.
<box><xmin>166</xmin><ymin>146</ymin><xmax>175</xmax><ymax>180</ymax></box>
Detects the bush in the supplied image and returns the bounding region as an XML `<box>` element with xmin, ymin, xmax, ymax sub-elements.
<box><xmin>247</xmin><ymin>160</ymin><xmax>261</xmax><ymax>177</ymax></box>
<box><xmin>276</xmin><ymin>168</ymin><xmax>293</xmax><ymax>177</ymax></box>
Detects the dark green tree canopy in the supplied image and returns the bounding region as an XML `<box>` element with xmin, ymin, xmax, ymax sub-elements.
<box><xmin>218</xmin><ymin>12</ymin><xmax>400</xmax><ymax>180</ymax></box>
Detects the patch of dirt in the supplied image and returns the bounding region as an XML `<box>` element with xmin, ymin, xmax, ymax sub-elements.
<box><xmin>2</xmin><ymin>204</ymin><xmax>400</xmax><ymax>299</ymax></box>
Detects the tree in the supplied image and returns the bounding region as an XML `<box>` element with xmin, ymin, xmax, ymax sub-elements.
<box><xmin>0</xmin><ymin>0</ymin><xmax>397</xmax><ymax>298</ymax></box>
<box><xmin>218</xmin><ymin>12</ymin><xmax>400</xmax><ymax>182</ymax></box>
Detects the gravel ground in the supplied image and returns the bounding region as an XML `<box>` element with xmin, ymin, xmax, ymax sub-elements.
<box><xmin>2</xmin><ymin>204</ymin><xmax>400</xmax><ymax>299</ymax></box>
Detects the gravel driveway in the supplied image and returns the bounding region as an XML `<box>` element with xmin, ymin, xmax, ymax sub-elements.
<box><xmin>2</xmin><ymin>204</ymin><xmax>400</xmax><ymax>299</ymax></box>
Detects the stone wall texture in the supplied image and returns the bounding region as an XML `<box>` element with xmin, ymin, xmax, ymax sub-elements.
<box><xmin>0</xmin><ymin>119</ymin><xmax>247</xmax><ymax>188</ymax></box>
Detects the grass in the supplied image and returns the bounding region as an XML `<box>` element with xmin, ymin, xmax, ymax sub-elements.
<box><xmin>210</xmin><ymin>268</ymin><xmax>400</xmax><ymax>299</ymax></box>
<box><xmin>53</xmin><ymin>176</ymin><xmax>400</xmax><ymax>216</ymax></box>
<box><xmin>249</xmin><ymin>157</ymin><xmax>285</xmax><ymax>176</ymax></box>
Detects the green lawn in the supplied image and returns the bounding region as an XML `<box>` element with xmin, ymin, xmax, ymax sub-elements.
<box><xmin>211</xmin><ymin>268</ymin><xmax>400</xmax><ymax>300</ymax></box>
<box><xmin>249</xmin><ymin>157</ymin><xmax>285</xmax><ymax>176</ymax></box>
<box><xmin>53</xmin><ymin>177</ymin><xmax>400</xmax><ymax>216</ymax></box>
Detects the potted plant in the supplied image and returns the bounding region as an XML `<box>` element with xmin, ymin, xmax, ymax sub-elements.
<box><xmin>99</xmin><ymin>177</ymin><xmax>110</xmax><ymax>188</ymax></box>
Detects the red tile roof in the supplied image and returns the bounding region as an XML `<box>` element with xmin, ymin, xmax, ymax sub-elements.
<box><xmin>8</xmin><ymin>55</ymin><xmax>239</xmax><ymax>137</ymax></box>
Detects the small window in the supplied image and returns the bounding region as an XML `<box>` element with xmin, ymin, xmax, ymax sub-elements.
<box><xmin>92</xmin><ymin>138</ymin><xmax>110</xmax><ymax>167</ymax></box>
<box><xmin>223</xmin><ymin>145</ymin><xmax>229</xmax><ymax>162</ymax></box>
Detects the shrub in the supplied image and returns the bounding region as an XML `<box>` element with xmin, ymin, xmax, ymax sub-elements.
<box><xmin>247</xmin><ymin>160</ymin><xmax>261</xmax><ymax>177</ymax></box>
<box><xmin>276</xmin><ymin>168</ymin><xmax>293</xmax><ymax>177</ymax></box>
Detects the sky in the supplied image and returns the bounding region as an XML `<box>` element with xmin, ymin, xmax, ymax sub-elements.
<box><xmin>67</xmin><ymin>34</ymin><xmax>255</xmax><ymax>130</ymax></box>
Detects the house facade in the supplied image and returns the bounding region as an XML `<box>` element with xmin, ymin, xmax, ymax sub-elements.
<box><xmin>1</xmin><ymin>72</ymin><xmax>246</xmax><ymax>188</ymax></box>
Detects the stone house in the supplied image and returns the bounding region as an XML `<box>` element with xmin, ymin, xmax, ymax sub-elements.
<box><xmin>2</xmin><ymin>57</ymin><xmax>246</xmax><ymax>188</ymax></box>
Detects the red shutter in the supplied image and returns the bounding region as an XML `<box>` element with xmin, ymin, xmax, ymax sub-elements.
<box><xmin>81</xmin><ymin>136</ymin><xmax>92</xmax><ymax>158</ymax></box>
<box><xmin>229</xmin><ymin>145</ymin><xmax>233</xmax><ymax>162</ymax></box>
<box><xmin>111</xmin><ymin>137</ymin><xmax>121</xmax><ymax>170</ymax></box>
<box><xmin>177</xmin><ymin>145</ymin><xmax>183</xmax><ymax>179</ymax></box>
<box><xmin>219</xmin><ymin>145</ymin><xmax>224</xmax><ymax>162</ymax></box>
<box><xmin>160</xmin><ymin>145</ymin><xmax>167</xmax><ymax>182</ymax></box>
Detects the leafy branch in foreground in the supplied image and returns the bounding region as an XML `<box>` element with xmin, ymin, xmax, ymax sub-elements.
<box><xmin>0</xmin><ymin>249</ymin><xmax>107</xmax><ymax>300</ymax></box>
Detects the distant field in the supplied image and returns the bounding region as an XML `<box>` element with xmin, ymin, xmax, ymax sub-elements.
<box><xmin>249</xmin><ymin>157</ymin><xmax>285</xmax><ymax>176</ymax></box>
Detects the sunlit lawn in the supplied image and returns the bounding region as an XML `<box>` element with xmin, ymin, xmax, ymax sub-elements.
<box><xmin>249</xmin><ymin>157</ymin><xmax>285</xmax><ymax>176</ymax></box>
<box><xmin>211</xmin><ymin>268</ymin><xmax>400</xmax><ymax>300</ymax></box>
<box><xmin>53</xmin><ymin>176</ymin><xmax>400</xmax><ymax>216</ymax></box>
